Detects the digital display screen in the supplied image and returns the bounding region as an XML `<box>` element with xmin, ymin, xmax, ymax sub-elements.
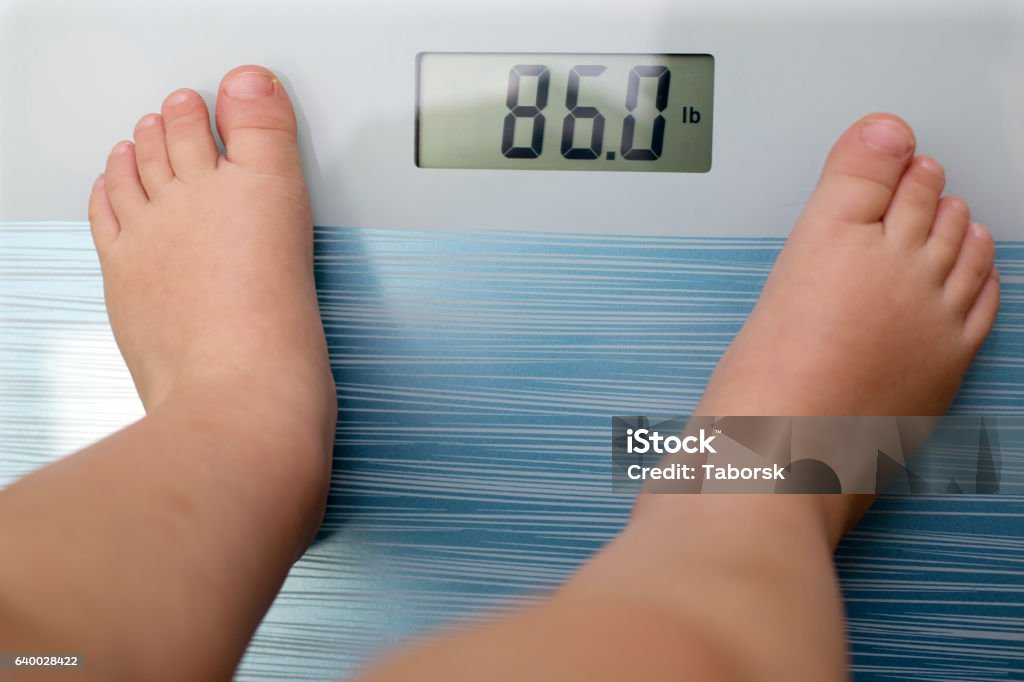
<box><xmin>417</xmin><ymin>53</ymin><xmax>714</xmax><ymax>172</ymax></box>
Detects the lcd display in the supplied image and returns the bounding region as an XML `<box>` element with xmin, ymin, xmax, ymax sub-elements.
<box><xmin>417</xmin><ymin>53</ymin><xmax>714</xmax><ymax>172</ymax></box>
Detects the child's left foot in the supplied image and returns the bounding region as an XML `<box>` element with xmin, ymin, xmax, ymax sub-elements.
<box><xmin>88</xmin><ymin>66</ymin><xmax>335</xmax><ymax>438</ymax></box>
<box><xmin>0</xmin><ymin>67</ymin><xmax>336</xmax><ymax>680</ymax></box>
<box><xmin>87</xmin><ymin>66</ymin><xmax>336</xmax><ymax>539</ymax></box>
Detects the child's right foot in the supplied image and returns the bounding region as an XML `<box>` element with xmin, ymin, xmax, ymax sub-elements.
<box><xmin>637</xmin><ymin>114</ymin><xmax>1000</xmax><ymax>541</ymax></box>
<box><xmin>698</xmin><ymin>113</ymin><xmax>999</xmax><ymax>419</ymax></box>
<box><xmin>677</xmin><ymin>114</ymin><xmax>1000</xmax><ymax>541</ymax></box>
<box><xmin>606</xmin><ymin>116</ymin><xmax>1002</xmax><ymax>681</ymax></box>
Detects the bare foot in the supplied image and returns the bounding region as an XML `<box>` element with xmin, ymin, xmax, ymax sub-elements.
<box><xmin>86</xmin><ymin>66</ymin><xmax>336</xmax><ymax>546</ymax></box>
<box><xmin>698</xmin><ymin>114</ymin><xmax>999</xmax><ymax>418</ymax></box>
<box><xmin>87</xmin><ymin>66</ymin><xmax>336</xmax><ymax>446</ymax></box>
<box><xmin>658</xmin><ymin>114</ymin><xmax>1001</xmax><ymax>543</ymax></box>
<box><xmin>619</xmin><ymin>115</ymin><xmax>1001</xmax><ymax>680</ymax></box>
<box><xmin>0</xmin><ymin>68</ymin><xmax>337</xmax><ymax>679</ymax></box>
<box><xmin>638</xmin><ymin>114</ymin><xmax>1001</xmax><ymax>534</ymax></box>
<box><xmin>636</xmin><ymin>110</ymin><xmax>1001</xmax><ymax>602</ymax></box>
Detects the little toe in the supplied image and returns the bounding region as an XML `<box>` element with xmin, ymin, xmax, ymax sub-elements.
<box><xmin>215</xmin><ymin>65</ymin><xmax>301</xmax><ymax>174</ymax></box>
<box><xmin>802</xmin><ymin>114</ymin><xmax>915</xmax><ymax>227</ymax></box>
<box><xmin>87</xmin><ymin>174</ymin><xmax>119</xmax><ymax>252</ymax></box>
<box><xmin>161</xmin><ymin>89</ymin><xmax>219</xmax><ymax>178</ymax></box>
<box><xmin>103</xmin><ymin>141</ymin><xmax>148</xmax><ymax>217</ymax></box>
<box><xmin>883</xmin><ymin>155</ymin><xmax>944</xmax><ymax>247</ymax></box>
<box><xmin>964</xmin><ymin>269</ymin><xmax>1000</xmax><ymax>348</ymax></box>
<box><xmin>945</xmin><ymin>223</ymin><xmax>995</xmax><ymax>316</ymax></box>
<box><xmin>133</xmin><ymin>113</ymin><xmax>173</xmax><ymax>195</ymax></box>
<box><xmin>925</xmin><ymin>196</ymin><xmax>971</xmax><ymax>278</ymax></box>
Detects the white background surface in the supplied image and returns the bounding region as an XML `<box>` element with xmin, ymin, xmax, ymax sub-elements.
<box><xmin>2</xmin><ymin>0</ymin><xmax>1023</xmax><ymax>237</ymax></box>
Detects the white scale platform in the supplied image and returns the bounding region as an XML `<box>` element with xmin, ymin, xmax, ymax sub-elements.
<box><xmin>2</xmin><ymin>0</ymin><xmax>1023</xmax><ymax>238</ymax></box>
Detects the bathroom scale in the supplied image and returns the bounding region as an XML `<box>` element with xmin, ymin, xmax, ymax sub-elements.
<box><xmin>1</xmin><ymin>1</ymin><xmax>1022</xmax><ymax>680</ymax></box>
<box><xmin>2</xmin><ymin>0</ymin><xmax>1023</xmax><ymax>237</ymax></box>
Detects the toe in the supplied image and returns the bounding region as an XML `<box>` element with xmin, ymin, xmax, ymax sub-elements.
<box><xmin>945</xmin><ymin>223</ymin><xmax>995</xmax><ymax>316</ymax></box>
<box><xmin>925</xmin><ymin>196</ymin><xmax>970</xmax><ymax>278</ymax></box>
<box><xmin>964</xmin><ymin>268</ymin><xmax>1000</xmax><ymax>348</ymax></box>
<box><xmin>161</xmin><ymin>89</ymin><xmax>219</xmax><ymax>178</ymax></box>
<box><xmin>104</xmin><ymin>140</ymin><xmax>148</xmax><ymax>217</ymax></box>
<box><xmin>803</xmin><ymin>114</ymin><xmax>915</xmax><ymax>226</ymax></box>
<box><xmin>883</xmin><ymin>155</ymin><xmax>944</xmax><ymax>247</ymax></box>
<box><xmin>87</xmin><ymin>174</ymin><xmax>119</xmax><ymax>251</ymax></box>
<box><xmin>215</xmin><ymin>65</ymin><xmax>301</xmax><ymax>174</ymax></box>
<box><xmin>133</xmin><ymin>114</ymin><xmax>174</xmax><ymax>195</ymax></box>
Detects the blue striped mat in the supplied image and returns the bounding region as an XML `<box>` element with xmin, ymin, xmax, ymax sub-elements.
<box><xmin>1</xmin><ymin>223</ymin><xmax>1021</xmax><ymax>680</ymax></box>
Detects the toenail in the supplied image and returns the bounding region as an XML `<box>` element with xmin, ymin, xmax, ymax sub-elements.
<box><xmin>165</xmin><ymin>90</ymin><xmax>191</xmax><ymax>107</ymax></box>
<box><xmin>919</xmin><ymin>156</ymin><xmax>943</xmax><ymax>177</ymax></box>
<box><xmin>135</xmin><ymin>114</ymin><xmax>160</xmax><ymax>130</ymax></box>
<box><xmin>224</xmin><ymin>71</ymin><xmax>275</xmax><ymax>98</ymax></box>
<box><xmin>969</xmin><ymin>223</ymin><xmax>991</xmax><ymax>241</ymax></box>
<box><xmin>94</xmin><ymin>174</ymin><xmax>105</xmax><ymax>189</ymax></box>
<box><xmin>948</xmin><ymin>197</ymin><xmax>968</xmax><ymax>215</ymax></box>
<box><xmin>112</xmin><ymin>141</ymin><xmax>133</xmax><ymax>155</ymax></box>
<box><xmin>860</xmin><ymin>119</ymin><xmax>912</xmax><ymax>155</ymax></box>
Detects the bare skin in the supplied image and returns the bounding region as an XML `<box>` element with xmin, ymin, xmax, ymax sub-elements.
<box><xmin>358</xmin><ymin>116</ymin><xmax>999</xmax><ymax>682</ymax></box>
<box><xmin>0</xmin><ymin>65</ymin><xmax>998</xmax><ymax>682</ymax></box>
<box><xmin>0</xmin><ymin>66</ymin><xmax>336</xmax><ymax>680</ymax></box>
<box><xmin>696</xmin><ymin>117</ymin><xmax>998</xmax><ymax>418</ymax></box>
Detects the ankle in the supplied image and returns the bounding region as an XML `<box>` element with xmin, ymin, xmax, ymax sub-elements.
<box><xmin>154</xmin><ymin>383</ymin><xmax>333</xmax><ymax>553</ymax></box>
<box><xmin>566</xmin><ymin>493</ymin><xmax>847</xmax><ymax>680</ymax></box>
<box><xmin>155</xmin><ymin>373</ymin><xmax>335</xmax><ymax>485</ymax></box>
<box><xmin>631</xmin><ymin>493</ymin><xmax>837</xmax><ymax>551</ymax></box>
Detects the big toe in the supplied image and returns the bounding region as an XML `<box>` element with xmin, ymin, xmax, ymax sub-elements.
<box><xmin>802</xmin><ymin>114</ymin><xmax>916</xmax><ymax>226</ymax></box>
<box><xmin>215</xmin><ymin>65</ymin><xmax>301</xmax><ymax>174</ymax></box>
